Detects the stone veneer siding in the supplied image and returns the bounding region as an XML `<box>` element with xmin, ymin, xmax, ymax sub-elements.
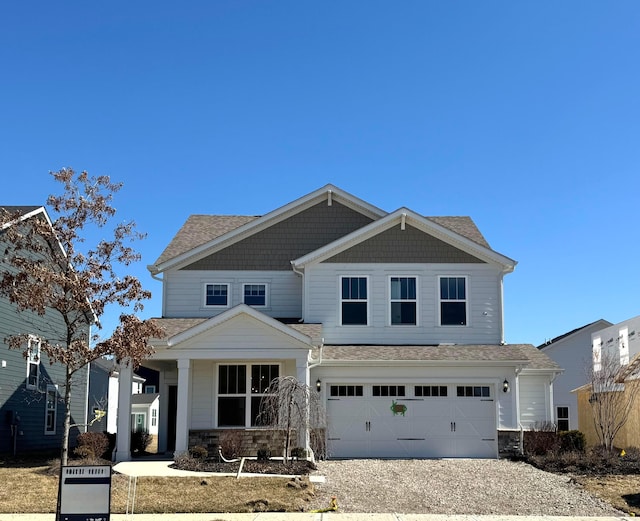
<box><xmin>188</xmin><ymin>429</ymin><xmax>293</xmax><ymax>457</ymax></box>
<box><xmin>498</xmin><ymin>430</ymin><xmax>523</xmax><ymax>458</ymax></box>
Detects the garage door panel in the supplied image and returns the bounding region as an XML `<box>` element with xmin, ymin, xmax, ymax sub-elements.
<box><xmin>326</xmin><ymin>383</ymin><xmax>497</xmax><ymax>459</ymax></box>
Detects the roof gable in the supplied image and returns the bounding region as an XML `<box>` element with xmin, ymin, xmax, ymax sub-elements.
<box><xmin>292</xmin><ymin>208</ymin><xmax>516</xmax><ymax>271</ymax></box>
<box><xmin>149</xmin><ymin>184</ymin><xmax>386</xmax><ymax>274</ymax></box>
<box><xmin>156</xmin><ymin>304</ymin><xmax>315</xmax><ymax>348</ymax></box>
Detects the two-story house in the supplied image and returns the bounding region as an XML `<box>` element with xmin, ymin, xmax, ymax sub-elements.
<box><xmin>114</xmin><ymin>185</ymin><xmax>560</xmax><ymax>461</ymax></box>
<box><xmin>0</xmin><ymin>206</ymin><xmax>89</xmax><ymax>455</ymax></box>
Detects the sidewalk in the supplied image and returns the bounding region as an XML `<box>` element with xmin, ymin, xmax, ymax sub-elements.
<box><xmin>0</xmin><ymin>514</ymin><xmax>634</xmax><ymax>520</ymax></box>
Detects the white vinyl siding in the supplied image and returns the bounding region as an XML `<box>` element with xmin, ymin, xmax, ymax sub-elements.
<box><xmin>518</xmin><ymin>375</ymin><xmax>552</xmax><ymax>429</ymax></box>
<box><xmin>305</xmin><ymin>263</ymin><xmax>502</xmax><ymax>345</ymax></box>
<box><xmin>163</xmin><ymin>270</ymin><xmax>302</xmax><ymax>318</ymax></box>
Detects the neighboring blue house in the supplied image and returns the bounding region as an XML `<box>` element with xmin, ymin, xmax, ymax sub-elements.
<box><xmin>0</xmin><ymin>206</ymin><xmax>90</xmax><ymax>455</ymax></box>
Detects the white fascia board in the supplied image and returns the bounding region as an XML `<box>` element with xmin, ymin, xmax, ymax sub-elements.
<box><xmin>149</xmin><ymin>184</ymin><xmax>387</xmax><ymax>275</ymax></box>
<box><xmin>292</xmin><ymin>208</ymin><xmax>517</xmax><ymax>272</ymax></box>
<box><xmin>317</xmin><ymin>359</ymin><xmax>531</xmax><ymax>368</ymax></box>
<box><xmin>166</xmin><ymin>304</ymin><xmax>314</xmax><ymax>348</ymax></box>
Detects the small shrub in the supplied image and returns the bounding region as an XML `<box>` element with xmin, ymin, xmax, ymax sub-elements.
<box><xmin>257</xmin><ymin>447</ymin><xmax>271</xmax><ymax>461</ymax></box>
<box><xmin>524</xmin><ymin>422</ymin><xmax>561</xmax><ymax>456</ymax></box>
<box><xmin>290</xmin><ymin>447</ymin><xmax>306</xmax><ymax>460</ymax></box>
<box><xmin>131</xmin><ymin>428</ymin><xmax>152</xmax><ymax>453</ymax></box>
<box><xmin>559</xmin><ymin>430</ymin><xmax>586</xmax><ymax>453</ymax></box>
<box><xmin>73</xmin><ymin>446</ymin><xmax>95</xmax><ymax>459</ymax></box>
<box><xmin>190</xmin><ymin>445</ymin><xmax>208</xmax><ymax>459</ymax></box>
<box><xmin>76</xmin><ymin>431</ymin><xmax>109</xmax><ymax>459</ymax></box>
<box><xmin>219</xmin><ymin>430</ymin><xmax>243</xmax><ymax>460</ymax></box>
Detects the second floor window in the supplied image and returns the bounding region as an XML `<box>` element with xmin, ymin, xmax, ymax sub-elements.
<box><xmin>341</xmin><ymin>276</ymin><xmax>368</xmax><ymax>325</ymax></box>
<box><xmin>439</xmin><ymin>276</ymin><xmax>467</xmax><ymax>326</ymax></box>
<box><xmin>390</xmin><ymin>277</ymin><xmax>417</xmax><ymax>325</ymax></box>
<box><xmin>205</xmin><ymin>283</ymin><xmax>229</xmax><ymax>307</ymax></box>
<box><xmin>244</xmin><ymin>284</ymin><xmax>267</xmax><ymax>306</ymax></box>
<box><xmin>26</xmin><ymin>336</ymin><xmax>41</xmax><ymax>390</ymax></box>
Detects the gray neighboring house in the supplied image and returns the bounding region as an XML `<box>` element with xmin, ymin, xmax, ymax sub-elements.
<box><xmin>538</xmin><ymin>319</ymin><xmax>612</xmax><ymax>431</ymax></box>
<box><xmin>0</xmin><ymin>206</ymin><xmax>90</xmax><ymax>455</ymax></box>
<box><xmin>86</xmin><ymin>357</ymin><xmax>114</xmax><ymax>434</ymax></box>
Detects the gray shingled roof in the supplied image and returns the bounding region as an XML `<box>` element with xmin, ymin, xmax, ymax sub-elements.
<box><xmin>1</xmin><ymin>205</ymin><xmax>42</xmax><ymax>214</ymax></box>
<box><xmin>322</xmin><ymin>344</ymin><xmax>561</xmax><ymax>370</ymax></box>
<box><xmin>154</xmin><ymin>214</ymin><xmax>490</xmax><ymax>267</ymax></box>
<box><xmin>149</xmin><ymin>317</ymin><xmax>321</xmax><ymax>342</ymax></box>
<box><xmin>155</xmin><ymin>215</ymin><xmax>259</xmax><ymax>265</ymax></box>
<box><xmin>131</xmin><ymin>393</ymin><xmax>159</xmax><ymax>405</ymax></box>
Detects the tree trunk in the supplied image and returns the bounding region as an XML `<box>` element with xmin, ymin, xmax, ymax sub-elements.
<box><xmin>61</xmin><ymin>366</ymin><xmax>73</xmax><ymax>466</ymax></box>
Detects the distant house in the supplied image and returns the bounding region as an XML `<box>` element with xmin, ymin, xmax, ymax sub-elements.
<box><xmin>115</xmin><ymin>184</ymin><xmax>561</xmax><ymax>461</ymax></box>
<box><xmin>86</xmin><ymin>357</ymin><xmax>113</xmax><ymax>434</ymax></box>
<box><xmin>0</xmin><ymin>206</ymin><xmax>90</xmax><ymax>455</ymax></box>
<box><xmin>539</xmin><ymin>319</ymin><xmax>612</xmax><ymax>431</ymax></box>
<box><xmin>576</xmin><ymin>315</ymin><xmax>640</xmax><ymax>447</ymax></box>
<box><xmin>106</xmin><ymin>370</ymin><xmax>147</xmax><ymax>435</ymax></box>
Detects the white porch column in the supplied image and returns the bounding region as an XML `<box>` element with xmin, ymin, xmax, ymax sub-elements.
<box><xmin>115</xmin><ymin>361</ymin><xmax>133</xmax><ymax>462</ymax></box>
<box><xmin>296</xmin><ymin>360</ymin><xmax>311</xmax><ymax>454</ymax></box>
<box><xmin>174</xmin><ymin>358</ymin><xmax>191</xmax><ymax>457</ymax></box>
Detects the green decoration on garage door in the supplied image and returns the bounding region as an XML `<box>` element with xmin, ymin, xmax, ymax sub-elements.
<box><xmin>390</xmin><ymin>400</ymin><xmax>407</xmax><ymax>416</ymax></box>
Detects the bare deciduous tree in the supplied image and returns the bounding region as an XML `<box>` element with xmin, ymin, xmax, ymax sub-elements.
<box><xmin>0</xmin><ymin>168</ymin><xmax>163</xmax><ymax>465</ymax></box>
<box><xmin>588</xmin><ymin>349</ymin><xmax>640</xmax><ymax>452</ymax></box>
<box><xmin>257</xmin><ymin>376</ymin><xmax>326</xmax><ymax>462</ymax></box>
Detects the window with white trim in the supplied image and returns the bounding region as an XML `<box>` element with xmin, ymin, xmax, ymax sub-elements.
<box><xmin>593</xmin><ymin>337</ymin><xmax>602</xmax><ymax>372</ymax></box>
<box><xmin>204</xmin><ymin>283</ymin><xmax>229</xmax><ymax>307</ymax></box>
<box><xmin>556</xmin><ymin>406</ymin><xmax>569</xmax><ymax>431</ymax></box>
<box><xmin>243</xmin><ymin>283</ymin><xmax>267</xmax><ymax>307</ymax></box>
<box><xmin>45</xmin><ymin>385</ymin><xmax>57</xmax><ymax>434</ymax></box>
<box><xmin>151</xmin><ymin>408</ymin><xmax>157</xmax><ymax>427</ymax></box>
<box><xmin>390</xmin><ymin>276</ymin><xmax>417</xmax><ymax>325</ymax></box>
<box><xmin>340</xmin><ymin>276</ymin><xmax>368</xmax><ymax>325</ymax></box>
<box><xmin>217</xmin><ymin>364</ymin><xmax>279</xmax><ymax>427</ymax></box>
<box><xmin>144</xmin><ymin>385</ymin><xmax>156</xmax><ymax>393</ymax></box>
<box><xmin>439</xmin><ymin>276</ymin><xmax>467</xmax><ymax>326</ymax></box>
<box><xmin>26</xmin><ymin>336</ymin><xmax>41</xmax><ymax>390</ymax></box>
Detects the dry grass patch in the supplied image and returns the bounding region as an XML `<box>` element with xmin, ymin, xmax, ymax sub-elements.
<box><xmin>578</xmin><ymin>475</ymin><xmax>640</xmax><ymax>517</ymax></box>
<box><xmin>0</xmin><ymin>459</ymin><xmax>315</xmax><ymax>514</ymax></box>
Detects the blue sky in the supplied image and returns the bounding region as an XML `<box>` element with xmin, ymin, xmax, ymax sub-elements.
<box><xmin>1</xmin><ymin>1</ymin><xmax>638</xmax><ymax>347</ymax></box>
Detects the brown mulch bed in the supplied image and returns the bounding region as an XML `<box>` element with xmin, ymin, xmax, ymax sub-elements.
<box><xmin>171</xmin><ymin>456</ymin><xmax>314</xmax><ymax>475</ymax></box>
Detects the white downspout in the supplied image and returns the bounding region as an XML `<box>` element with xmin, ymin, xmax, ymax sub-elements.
<box><xmin>499</xmin><ymin>272</ymin><xmax>505</xmax><ymax>344</ymax></box>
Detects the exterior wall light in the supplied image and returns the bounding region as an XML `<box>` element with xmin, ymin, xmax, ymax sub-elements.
<box><xmin>316</xmin><ymin>379</ymin><xmax>322</xmax><ymax>393</ymax></box>
<box><xmin>503</xmin><ymin>379</ymin><xmax>510</xmax><ymax>393</ymax></box>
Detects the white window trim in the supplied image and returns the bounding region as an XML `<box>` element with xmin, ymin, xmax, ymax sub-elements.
<box><xmin>593</xmin><ymin>337</ymin><xmax>602</xmax><ymax>372</ymax></box>
<box><xmin>44</xmin><ymin>384</ymin><xmax>57</xmax><ymax>435</ymax></box>
<box><xmin>203</xmin><ymin>282</ymin><xmax>231</xmax><ymax>308</ymax></box>
<box><xmin>556</xmin><ymin>405</ymin><xmax>570</xmax><ymax>430</ymax></box>
<box><xmin>339</xmin><ymin>275</ymin><xmax>370</xmax><ymax>327</ymax></box>
<box><xmin>242</xmin><ymin>282</ymin><xmax>269</xmax><ymax>308</ymax></box>
<box><xmin>437</xmin><ymin>275</ymin><xmax>469</xmax><ymax>327</ymax></box>
<box><xmin>151</xmin><ymin>408</ymin><xmax>157</xmax><ymax>427</ymax></box>
<box><xmin>144</xmin><ymin>385</ymin><xmax>156</xmax><ymax>393</ymax></box>
<box><xmin>26</xmin><ymin>335</ymin><xmax>41</xmax><ymax>390</ymax></box>
<box><xmin>388</xmin><ymin>275</ymin><xmax>419</xmax><ymax>326</ymax></box>
<box><xmin>131</xmin><ymin>412</ymin><xmax>147</xmax><ymax>431</ymax></box>
<box><xmin>215</xmin><ymin>362</ymin><xmax>282</xmax><ymax>428</ymax></box>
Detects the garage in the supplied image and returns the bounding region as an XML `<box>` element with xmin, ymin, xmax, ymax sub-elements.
<box><xmin>326</xmin><ymin>383</ymin><xmax>497</xmax><ymax>458</ymax></box>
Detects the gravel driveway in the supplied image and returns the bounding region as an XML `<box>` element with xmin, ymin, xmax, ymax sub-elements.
<box><xmin>307</xmin><ymin>459</ymin><xmax>622</xmax><ymax>516</ymax></box>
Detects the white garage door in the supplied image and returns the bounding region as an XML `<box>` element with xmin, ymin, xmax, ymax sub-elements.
<box><xmin>326</xmin><ymin>383</ymin><xmax>497</xmax><ymax>458</ymax></box>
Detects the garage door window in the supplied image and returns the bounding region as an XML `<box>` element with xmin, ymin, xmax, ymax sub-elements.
<box><xmin>457</xmin><ymin>385</ymin><xmax>490</xmax><ymax>397</ymax></box>
<box><xmin>415</xmin><ymin>385</ymin><xmax>448</xmax><ymax>397</ymax></box>
<box><xmin>373</xmin><ymin>385</ymin><xmax>405</xmax><ymax>397</ymax></box>
<box><xmin>330</xmin><ymin>385</ymin><xmax>363</xmax><ymax>397</ymax></box>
